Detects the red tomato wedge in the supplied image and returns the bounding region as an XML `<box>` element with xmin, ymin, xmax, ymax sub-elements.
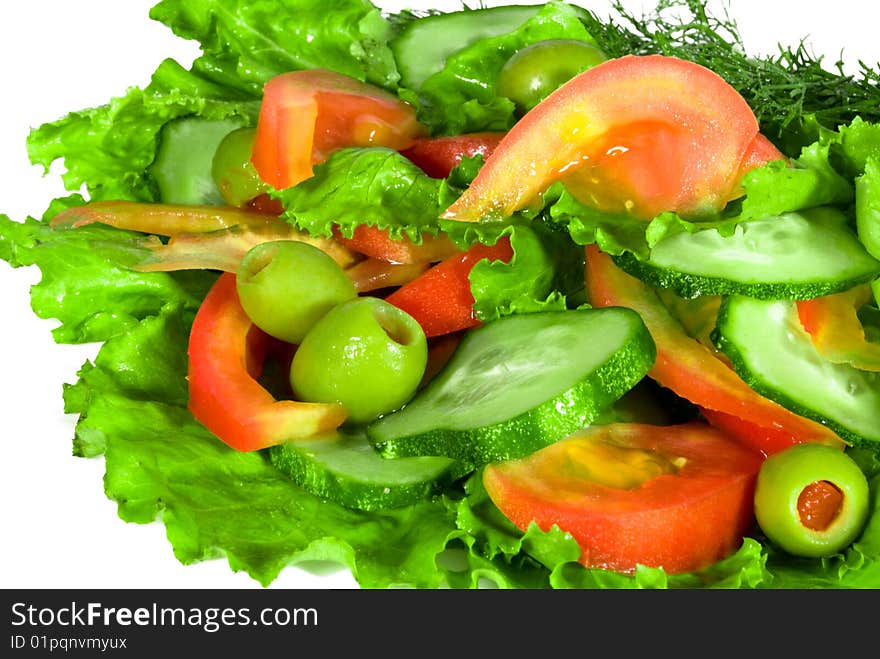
<box><xmin>401</xmin><ymin>132</ymin><xmax>506</xmax><ymax>178</ymax></box>
<box><xmin>188</xmin><ymin>273</ymin><xmax>346</xmax><ymax>451</ymax></box>
<box><xmin>384</xmin><ymin>237</ymin><xmax>513</xmax><ymax>338</ymax></box>
<box><xmin>796</xmin><ymin>284</ymin><xmax>880</xmax><ymax>371</ymax></box>
<box><xmin>483</xmin><ymin>422</ymin><xmax>764</xmax><ymax>575</ymax></box>
<box><xmin>443</xmin><ymin>54</ymin><xmax>761</xmax><ymax>222</ymax></box>
<box><xmin>251</xmin><ymin>69</ymin><xmax>426</xmax><ymax>190</ymax></box>
<box><xmin>584</xmin><ymin>244</ymin><xmax>844</xmax><ymax>455</ymax></box>
<box><xmin>738</xmin><ymin>133</ymin><xmax>786</xmax><ymax>174</ymax></box>
<box><xmin>332</xmin><ymin>224</ymin><xmax>460</xmax><ymax>264</ymax></box>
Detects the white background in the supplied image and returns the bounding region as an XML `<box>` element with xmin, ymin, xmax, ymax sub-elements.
<box><xmin>0</xmin><ymin>1</ymin><xmax>876</xmax><ymax>590</ymax></box>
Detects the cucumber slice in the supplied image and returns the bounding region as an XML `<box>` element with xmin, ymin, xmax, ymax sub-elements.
<box><xmin>714</xmin><ymin>294</ymin><xmax>880</xmax><ymax>447</ymax></box>
<box><xmin>268</xmin><ymin>431</ymin><xmax>454</xmax><ymax>511</ymax></box>
<box><xmin>367</xmin><ymin>308</ymin><xmax>656</xmax><ymax>472</ymax></box>
<box><xmin>391</xmin><ymin>5</ymin><xmax>542</xmax><ymax>89</ymax></box>
<box><xmin>149</xmin><ymin>117</ymin><xmax>246</xmax><ymax>205</ymax></box>
<box><xmin>614</xmin><ymin>208</ymin><xmax>880</xmax><ymax>299</ymax></box>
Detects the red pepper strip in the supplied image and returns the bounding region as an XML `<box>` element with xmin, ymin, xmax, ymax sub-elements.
<box><xmin>585</xmin><ymin>244</ymin><xmax>844</xmax><ymax>455</ymax></box>
<box><xmin>400</xmin><ymin>132</ymin><xmax>506</xmax><ymax>179</ymax></box>
<box><xmin>698</xmin><ymin>408</ymin><xmax>804</xmax><ymax>458</ymax></box>
<box><xmin>385</xmin><ymin>237</ymin><xmax>514</xmax><ymax>338</ymax></box>
<box><xmin>50</xmin><ymin>200</ymin><xmax>280</xmax><ymax>235</ymax></box>
<box><xmin>796</xmin><ymin>284</ymin><xmax>880</xmax><ymax>371</ymax></box>
<box><xmin>187</xmin><ymin>273</ymin><xmax>346</xmax><ymax>451</ymax></box>
<box><xmin>332</xmin><ymin>224</ymin><xmax>460</xmax><ymax>264</ymax></box>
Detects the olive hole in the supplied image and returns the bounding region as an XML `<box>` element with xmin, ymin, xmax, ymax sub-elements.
<box><xmin>797</xmin><ymin>480</ymin><xmax>844</xmax><ymax>532</ymax></box>
<box><xmin>372</xmin><ymin>305</ymin><xmax>413</xmax><ymax>345</ymax></box>
<box><xmin>241</xmin><ymin>244</ymin><xmax>278</xmax><ymax>282</ymax></box>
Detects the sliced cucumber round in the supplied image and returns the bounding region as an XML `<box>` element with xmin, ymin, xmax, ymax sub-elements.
<box><xmin>391</xmin><ymin>5</ymin><xmax>542</xmax><ymax>89</ymax></box>
<box><xmin>614</xmin><ymin>208</ymin><xmax>880</xmax><ymax>299</ymax></box>
<box><xmin>714</xmin><ymin>294</ymin><xmax>880</xmax><ymax>447</ymax></box>
<box><xmin>366</xmin><ymin>307</ymin><xmax>656</xmax><ymax>473</ymax></box>
<box><xmin>268</xmin><ymin>431</ymin><xmax>454</xmax><ymax>511</ymax></box>
<box><xmin>148</xmin><ymin>117</ymin><xmax>247</xmax><ymax>206</ymax></box>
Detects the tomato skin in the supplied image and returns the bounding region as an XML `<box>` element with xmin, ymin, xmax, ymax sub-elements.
<box><xmin>584</xmin><ymin>244</ymin><xmax>844</xmax><ymax>453</ymax></box>
<box><xmin>483</xmin><ymin>422</ymin><xmax>764</xmax><ymax>574</ymax></box>
<box><xmin>384</xmin><ymin>237</ymin><xmax>513</xmax><ymax>337</ymax></box>
<box><xmin>251</xmin><ymin>69</ymin><xmax>426</xmax><ymax>190</ymax></box>
<box><xmin>738</xmin><ymin>132</ymin><xmax>786</xmax><ymax>173</ymax></box>
<box><xmin>444</xmin><ymin>54</ymin><xmax>760</xmax><ymax>222</ymax></box>
<box><xmin>400</xmin><ymin>132</ymin><xmax>506</xmax><ymax>178</ymax></box>
<box><xmin>187</xmin><ymin>273</ymin><xmax>346</xmax><ymax>451</ymax></box>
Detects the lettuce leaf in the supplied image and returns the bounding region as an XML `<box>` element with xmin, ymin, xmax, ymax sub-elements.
<box><xmin>470</xmin><ymin>221</ymin><xmax>583</xmax><ymax>321</ymax></box>
<box><xmin>402</xmin><ymin>1</ymin><xmax>598</xmax><ymax>135</ymax></box>
<box><xmin>149</xmin><ymin>0</ymin><xmax>400</xmax><ymax>94</ymax></box>
<box><xmin>0</xmin><ymin>200</ymin><xmax>212</xmax><ymax>344</ymax></box>
<box><xmin>275</xmin><ymin>147</ymin><xmax>447</xmax><ymax>243</ymax></box>
<box><xmin>27</xmin><ymin>60</ymin><xmax>258</xmax><ymax>203</ymax></box>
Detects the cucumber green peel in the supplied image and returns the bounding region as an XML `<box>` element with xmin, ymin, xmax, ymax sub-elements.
<box><xmin>614</xmin><ymin>208</ymin><xmax>880</xmax><ymax>300</ymax></box>
<box><xmin>269</xmin><ymin>431</ymin><xmax>455</xmax><ymax>511</ymax></box>
<box><xmin>714</xmin><ymin>294</ymin><xmax>880</xmax><ymax>447</ymax></box>
<box><xmin>367</xmin><ymin>307</ymin><xmax>656</xmax><ymax>474</ymax></box>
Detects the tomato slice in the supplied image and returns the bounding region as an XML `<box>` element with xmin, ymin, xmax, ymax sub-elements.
<box><xmin>443</xmin><ymin>54</ymin><xmax>761</xmax><ymax>222</ymax></box>
<box><xmin>251</xmin><ymin>69</ymin><xmax>426</xmax><ymax>190</ymax></box>
<box><xmin>483</xmin><ymin>422</ymin><xmax>764</xmax><ymax>574</ymax></box>
<box><xmin>384</xmin><ymin>237</ymin><xmax>513</xmax><ymax>338</ymax></box>
<box><xmin>400</xmin><ymin>132</ymin><xmax>506</xmax><ymax>178</ymax></box>
<box><xmin>738</xmin><ymin>132</ymin><xmax>786</xmax><ymax>174</ymax></box>
<box><xmin>796</xmin><ymin>284</ymin><xmax>880</xmax><ymax>371</ymax></box>
<box><xmin>187</xmin><ymin>273</ymin><xmax>346</xmax><ymax>451</ymax></box>
<box><xmin>585</xmin><ymin>244</ymin><xmax>844</xmax><ymax>455</ymax></box>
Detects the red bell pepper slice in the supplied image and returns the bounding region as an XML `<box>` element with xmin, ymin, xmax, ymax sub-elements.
<box><xmin>400</xmin><ymin>132</ymin><xmax>506</xmax><ymax>179</ymax></box>
<box><xmin>384</xmin><ymin>237</ymin><xmax>514</xmax><ymax>338</ymax></box>
<box><xmin>332</xmin><ymin>224</ymin><xmax>460</xmax><ymax>264</ymax></box>
<box><xmin>187</xmin><ymin>273</ymin><xmax>346</xmax><ymax>451</ymax></box>
<box><xmin>584</xmin><ymin>244</ymin><xmax>844</xmax><ymax>455</ymax></box>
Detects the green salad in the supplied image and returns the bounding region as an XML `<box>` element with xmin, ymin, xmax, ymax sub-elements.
<box><xmin>3</xmin><ymin>0</ymin><xmax>880</xmax><ymax>589</ymax></box>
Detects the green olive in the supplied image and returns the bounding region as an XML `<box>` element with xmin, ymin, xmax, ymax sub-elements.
<box><xmin>211</xmin><ymin>127</ymin><xmax>269</xmax><ymax>207</ymax></box>
<box><xmin>236</xmin><ymin>240</ymin><xmax>357</xmax><ymax>344</ymax></box>
<box><xmin>754</xmin><ymin>443</ymin><xmax>870</xmax><ymax>558</ymax></box>
<box><xmin>290</xmin><ymin>297</ymin><xmax>427</xmax><ymax>424</ymax></box>
<box><xmin>496</xmin><ymin>39</ymin><xmax>608</xmax><ymax>114</ymax></box>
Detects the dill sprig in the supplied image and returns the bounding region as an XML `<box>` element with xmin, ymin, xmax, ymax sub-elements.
<box><xmin>581</xmin><ymin>0</ymin><xmax>880</xmax><ymax>152</ymax></box>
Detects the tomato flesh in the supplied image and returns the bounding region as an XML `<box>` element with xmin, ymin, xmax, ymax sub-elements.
<box><xmin>443</xmin><ymin>54</ymin><xmax>760</xmax><ymax>222</ymax></box>
<box><xmin>585</xmin><ymin>244</ymin><xmax>844</xmax><ymax>454</ymax></box>
<box><xmin>187</xmin><ymin>273</ymin><xmax>346</xmax><ymax>451</ymax></box>
<box><xmin>251</xmin><ymin>69</ymin><xmax>426</xmax><ymax>190</ymax></box>
<box><xmin>484</xmin><ymin>422</ymin><xmax>764</xmax><ymax>574</ymax></box>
